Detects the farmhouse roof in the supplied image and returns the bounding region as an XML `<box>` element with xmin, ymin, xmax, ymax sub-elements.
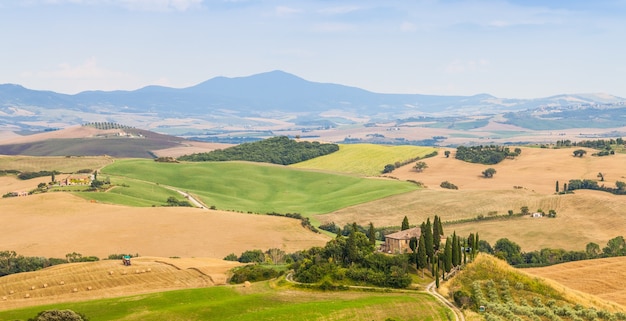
<box><xmin>385</xmin><ymin>227</ymin><xmax>421</xmax><ymax>240</ymax></box>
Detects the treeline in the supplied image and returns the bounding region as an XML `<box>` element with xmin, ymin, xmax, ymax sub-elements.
<box><xmin>455</xmin><ymin>145</ymin><xmax>521</xmax><ymax>165</ymax></box>
<box><xmin>555</xmin><ymin>137</ymin><xmax>624</xmax><ymax>148</ymax></box>
<box><xmin>266</xmin><ymin>212</ymin><xmax>318</xmax><ymax>233</ymax></box>
<box><xmin>0</xmin><ymin>251</ymin><xmax>100</xmax><ymax>277</ymax></box>
<box><xmin>567</xmin><ymin>179</ymin><xmax>626</xmax><ymax>195</ymax></box>
<box><xmin>84</xmin><ymin>122</ymin><xmax>133</xmax><ymax>130</ymax></box>
<box><xmin>381</xmin><ymin>150</ymin><xmax>438</xmax><ymax>174</ymax></box>
<box><xmin>17</xmin><ymin>170</ymin><xmax>59</xmax><ymax>180</ymax></box>
<box><xmin>484</xmin><ymin>236</ymin><xmax>626</xmax><ymax>267</ymax></box>
<box><xmin>177</xmin><ymin>136</ymin><xmax>339</xmax><ymax>165</ymax></box>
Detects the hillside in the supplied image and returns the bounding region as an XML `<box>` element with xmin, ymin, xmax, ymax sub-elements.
<box><xmin>319</xmin><ymin>146</ymin><xmax>626</xmax><ymax>251</ymax></box>
<box><xmin>441</xmin><ymin>254</ymin><xmax>625</xmax><ymax>321</ymax></box>
<box><xmin>526</xmin><ymin>256</ymin><xmax>626</xmax><ymax>307</ymax></box>
<box><xmin>0</xmin><ymin>257</ymin><xmax>241</xmax><ymax>311</ymax></box>
<box><xmin>0</xmin><ymin>125</ymin><xmax>231</xmax><ymax>158</ymax></box>
<box><xmin>0</xmin><ymin>192</ymin><xmax>329</xmax><ymax>259</ymax></box>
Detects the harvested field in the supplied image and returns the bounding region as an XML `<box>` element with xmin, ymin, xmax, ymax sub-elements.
<box><xmin>0</xmin><ymin>257</ymin><xmax>242</xmax><ymax>311</ymax></box>
<box><xmin>526</xmin><ymin>256</ymin><xmax>626</xmax><ymax>307</ymax></box>
<box><xmin>0</xmin><ymin>193</ymin><xmax>330</xmax><ymax>259</ymax></box>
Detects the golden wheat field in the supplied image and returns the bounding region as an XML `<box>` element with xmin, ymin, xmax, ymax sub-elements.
<box><xmin>319</xmin><ymin>147</ymin><xmax>626</xmax><ymax>251</ymax></box>
<box><xmin>526</xmin><ymin>256</ymin><xmax>626</xmax><ymax>307</ymax></box>
<box><xmin>0</xmin><ymin>257</ymin><xmax>242</xmax><ymax>311</ymax></box>
<box><xmin>0</xmin><ymin>192</ymin><xmax>329</xmax><ymax>259</ymax></box>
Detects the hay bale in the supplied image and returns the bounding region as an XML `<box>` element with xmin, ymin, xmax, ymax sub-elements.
<box><xmin>141</xmin><ymin>269</ymin><xmax>146</xmax><ymax>273</ymax></box>
<box><xmin>59</xmin><ymin>281</ymin><xmax>65</xmax><ymax>285</ymax></box>
<box><xmin>109</xmin><ymin>271</ymin><xmax>114</xmax><ymax>275</ymax></box>
<box><xmin>2</xmin><ymin>296</ymin><xmax>6</xmax><ymax>300</ymax></box>
<box><xmin>147</xmin><ymin>268</ymin><xmax>152</xmax><ymax>272</ymax></box>
<box><xmin>30</xmin><ymin>285</ymin><xmax>36</xmax><ymax>290</ymax></box>
<box><xmin>243</xmin><ymin>281</ymin><xmax>252</xmax><ymax>288</ymax></box>
<box><xmin>135</xmin><ymin>269</ymin><xmax>140</xmax><ymax>274</ymax></box>
<box><xmin>42</xmin><ymin>283</ymin><xmax>48</xmax><ymax>288</ymax></box>
<box><xmin>86</xmin><ymin>286</ymin><xmax>92</xmax><ymax>291</ymax></box>
<box><xmin>24</xmin><ymin>293</ymin><xmax>30</xmax><ymax>298</ymax></box>
<box><xmin>9</xmin><ymin>290</ymin><xmax>14</xmax><ymax>294</ymax></box>
<box><xmin>122</xmin><ymin>271</ymin><xmax>127</xmax><ymax>275</ymax></box>
<box><xmin>72</xmin><ymin>288</ymin><xmax>78</xmax><ymax>293</ymax></box>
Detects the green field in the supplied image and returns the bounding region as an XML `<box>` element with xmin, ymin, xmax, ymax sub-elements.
<box><xmin>0</xmin><ymin>283</ymin><xmax>450</xmax><ymax>321</ymax></box>
<box><xmin>96</xmin><ymin>159</ymin><xmax>419</xmax><ymax>215</ymax></box>
<box><xmin>290</xmin><ymin>144</ymin><xmax>436</xmax><ymax>176</ymax></box>
<box><xmin>74</xmin><ymin>177</ymin><xmax>183</xmax><ymax>207</ymax></box>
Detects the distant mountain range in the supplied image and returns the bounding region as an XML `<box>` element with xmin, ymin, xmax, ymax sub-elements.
<box><xmin>1</xmin><ymin>70</ymin><xmax>625</xmax><ymax>134</ymax></box>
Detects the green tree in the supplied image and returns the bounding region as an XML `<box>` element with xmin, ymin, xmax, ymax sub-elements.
<box><xmin>555</xmin><ymin>180</ymin><xmax>559</xmax><ymax>193</ymax></box>
<box><xmin>28</xmin><ymin>309</ymin><xmax>87</xmax><ymax>321</ymax></box>
<box><xmin>444</xmin><ymin>150</ymin><xmax>451</xmax><ymax>158</ymax></box>
<box><xmin>443</xmin><ymin>237</ymin><xmax>452</xmax><ymax>273</ymax></box>
<box><xmin>368</xmin><ymin>222</ymin><xmax>376</xmax><ymax>246</ymax></box>
<box><xmin>409</xmin><ymin>237</ymin><xmax>418</xmax><ymax>253</ymax></box>
<box><xmin>401</xmin><ymin>216</ymin><xmax>410</xmax><ymax>231</ymax></box>
<box><xmin>585</xmin><ymin>242</ymin><xmax>601</xmax><ymax>258</ymax></box>
<box><xmin>382</xmin><ymin>164</ymin><xmax>395</xmax><ymax>174</ymax></box>
<box><xmin>422</xmin><ymin>219</ymin><xmax>434</xmax><ymax>265</ymax></box>
<box><xmin>51</xmin><ymin>172</ymin><xmax>55</xmax><ymax>183</ymax></box>
<box><xmin>414</xmin><ymin>161</ymin><xmax>428</xmax><ymax>172</ymax></box>
<box><xmin>597</xmin><ymin>172</ymin><xmax>604</xmax><ymax>181</ymax></box>
<box><xmin>494</xmin><ymin>238</ymin><xmax>523</xmax><ymax>265</ymax></box>
<box><xmin>482</xmin><ymin>168</ymin><xmax>497</xmax><ymax>178</ymax></box>
<box><xmin>603</xmin><ymin>236</ymin><xmax>626</xmax><ymax>257</ymax></box>
<box><xmin>451</xmin><ymin>232</ymin><xmax>459</xmax><ymax>268</ymax></box>
<box><xmin>573</xmin><ymin>149</ymin><xmax>587</xmax><ymax>157</ymax></box>
<box><xmin>616</xmin><ymin>181</ymin><xmax>626</xmax><ymax>191</ymax></box>
<box><xmin>520</xmin><ymin>206</ymin><xmax>529</xmax><ymax>215</ymax></box>
<box><xmin>417</xmin><ymin>234</ymin><xmax>427</xmax><ymax>277</ymax></box>
<box><xmin>432</xmin><ymin>215</ymin><xmax>441</xmax><ymax>251</ymax></box>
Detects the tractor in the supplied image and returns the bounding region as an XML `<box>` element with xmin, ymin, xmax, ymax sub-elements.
<box><xmin>122</xmin><ymin>255</ymin><xmax>131</xmax><ymax>266</ymax></box>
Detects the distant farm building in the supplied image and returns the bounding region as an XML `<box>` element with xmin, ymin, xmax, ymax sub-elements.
<box><xmin>62</xmin><ymin>174</ymin><xmax>93</xmax><ymax>185</ymax></box>
<box><xmin>381</xmin><ymin>227</ymin><xmax>422</xmax><ymax>254</ymax></box>
<box><xmin>531</xmin><ymin>212</ymin><xmax>543</xmax><ymax>218</ymax></box>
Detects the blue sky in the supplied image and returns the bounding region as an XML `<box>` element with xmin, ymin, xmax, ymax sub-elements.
<box><xmin>1</xmin><ymin>0</ymin><xmax>625</xmax><ymax>98</ymax></box>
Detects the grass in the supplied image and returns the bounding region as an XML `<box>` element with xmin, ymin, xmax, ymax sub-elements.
<box><xmin>289</xmin><ymin>144</ymin><xmax>437</xmax><ymax>176</ymax></box>
<box><xmin>74</xmin><ymin>177</ymin><xmax>182</xmax><ymax>207</ymax></box>
<box><xmin>98</xmin><ymin>159</ymin><xmax>419</xmax><ymax>216</ymax></box>
<box><xmin>0</xmin><ymin>282</ymin><xmax>450</xmax><ymax>321</ymax></box>
<box><xmin>442</xmin><ymin>254</ymin><xmax>626</xmax><ymax>321</ymax></box>
<box><xmin>0</xmin><ymin>155</ymin><xmax>113</xmax><ymax>173</ymax></box>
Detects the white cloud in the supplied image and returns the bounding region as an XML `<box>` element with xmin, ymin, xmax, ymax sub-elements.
<box><xmin>25</xmin><ymin>0</ymin><xmax>203</xmax><ymax>11</ymax></box>
<box><xmin>317</xmin><ymin>6</ymin><xmax>362</xmax><ymax>15</ymax></box>
<box><xmin>400</xmin><ymin>21</ymin><xmax>416</xmax><ymax>32</ymax></box>
<box><xmin>311</xmin><ymin>22</ymin><xmax>356</xmax><ymax>33</ymax></box>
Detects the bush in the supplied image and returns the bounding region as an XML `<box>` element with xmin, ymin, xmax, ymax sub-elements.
<box><xmin>440</xmin><ymin>181</ymin><xmax>459</xmax><ymax>189</ymax></box>
<box><xmin>223</xmin><ymin>253</ymin><xmax>238</xmax><ymax>261</ymax></box>
<box><xmin>229</xmin><ymin>265</ymin><xmax>281</xmax><ymax>284</ymax></box>
<box><xmin>28</xmin><ymin>309</ymin><xmax>88</xmax><ymax>321</ymax></box>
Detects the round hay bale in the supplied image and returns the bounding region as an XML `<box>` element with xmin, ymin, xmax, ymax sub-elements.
<box><xmin>2</xmin><ymin>296</ymin><xmax>7</xmax><ymax>300</ymax></box>
<box><xmin>86</xmin><ymin>286</ymin><xmax>92</xmax><ymax>291</ymax></box>
<box><xmin>147</xmin><ymin>268</ymin><xmax>152</xmax><ymax>272</ymax></box>
<box><xmin>42</xmin><ymin>283</ymin><xmax>48</xmax><ymax>288</ymax></box>
<box><xmin>109</xmin><ymin>271</ymin><xmax>114</xmax><ymax>275</ymax></box>
<box><xmin>122</xmin><ymin>271</ymin><xmax>127</xmax><ymax>275</ymax></box>
<box><xmin>135</xmin><ymin>269</ymin><xmax>140</xmax><ymax>274</ymax></box>
<box><xmin>59</xmin><ymin>281</ymin><xmax>65</xmax><ymax>285</ymax></box>
<box><xmin>30</xmin><ymin>285</ymin><xmax>36</xmax><ymax>290</ymax></box>
<box><xmin>72</xmin><ymin>288</ymin><xmax>78</xmax><ymax>293</ymax></box>
<box><xmin>141</xmin><ymin>269</ymin><xmax>146</xmax><ymax>273</ymax></box>
<box><xmin>24</xmin><ymin>293</ymin><xmax>30</xmax><ymax>298</ymax></box>
<box><xmin>243</xmin><ymin>281</ymin><xmax>251</xmax><ymax>288</ymax></box>
<box><xmin>9</xmin><ymin>290</ymin><xmax>14</xmax><ymax>294</ymax></box>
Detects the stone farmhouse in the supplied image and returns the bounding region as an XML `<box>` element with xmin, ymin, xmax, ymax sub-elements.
<box><xmin>381</xmin><ymin>227</ymin><xmax>422</xmax><ymax>254</ymax></box>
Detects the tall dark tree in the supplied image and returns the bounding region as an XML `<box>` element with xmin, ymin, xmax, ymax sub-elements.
<box><xmin>368</xmin><ymin>222</ymin><xmax>376</xmax><ymax>246</ymax></box>
<box><xmin>409</xmin><ymin>237</ymin><xmax>418</xmax><ymax>253</ymax></box>
<box><xmin>422</xmin><ymin>219</ymin><xmax>434</xmax><ymax>265</ymax></box>
<box><xmin>555</xmin><ymin>180</ymin><xmax>559</xmax><ymax>193</ymax></box>
<box><xmin>451</xmin><ymin>232</ymin><xmax>460</xmax><ymax>267</ymax></box>
<box><xmin>51</xmin><ymin>172</ymin><xmax>55</xmax><ymax>183</ymax></box>
<box><xmin>433</xmin><ymin>215</ymin><xmax>441</xmax><ymax>251</ymax></box>
<box><xmin>401</xmin><ymin>216</ymin><xmax>410</xmax><ymax>230</ymax></box>
<box><xmin>443</xmin><ymin>237</ymin><xmax>452</xmax><ymax>273</ymax></box>
<box><xmin>417</xmin><ymin>234</ymin><xmax>427</xmax><ymax>277</ymax></box>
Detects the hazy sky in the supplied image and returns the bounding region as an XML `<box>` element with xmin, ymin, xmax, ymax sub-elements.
<box><xmin>1</xmin><ymin>0</ymin><xmax>625</xmax><ymax>98</ymax></box>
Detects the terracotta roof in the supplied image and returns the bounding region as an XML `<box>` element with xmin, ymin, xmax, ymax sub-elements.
<box><xmin>385</xmin><ymin>227</ymin><xmax>421</xmax><ymax>240</ymax></box>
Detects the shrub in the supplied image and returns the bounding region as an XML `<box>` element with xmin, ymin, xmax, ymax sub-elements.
<box><xmin>229</xmin><ymin>265</ymin><xmax>281</xmax><ymax>284</ymax></box>
<box><xmin>28</xmin><ymin>309</ymin><xmax>88</xmax><ymax>321</ymax></box>
<box><xmin>440</xmin><ymin>181</ymin><xmax>459</xmax><ymax>189</ymax></box>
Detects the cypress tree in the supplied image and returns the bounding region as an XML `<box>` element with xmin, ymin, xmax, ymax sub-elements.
<box><xmin>451</xmin><ymin>232</ymin><xmax>458</xmax><ymax>267</ymax></box>
<box><xmin>423</xmin><ymin>219</ymin><xmax>434</xmax><ymax>265</ymax></box>
<box><xmin>368</xmin><ymin>222</ymin><xmax>376</xmax><ymax>246</ymax></box>
<box><xmin>433</xmin><ymin>215</ymin><xmax>441</xmax><ymax>251</ymax></box>
<box><xmin>401</xmin><ymin>216</ymin><xmax>410</xmax><ymax>230</ymax></box>
<box><xmin>434</xmin><ymin>260</ymin><xmax>440</xmax><ymax>288</ymax></box>
<box><xmin>417</xmin><ymin>234</ymin><xmax>427</xmax><ymax>278</ymax></box>
<box><xmin>556</xmin><ymin>180</ymin><xmax>559</xmax><ymax>193</ymax></box>
<box><xmin>443</xmin><ymin>237</ymin><xmax>452</xmax><ymax>273</ymax></box>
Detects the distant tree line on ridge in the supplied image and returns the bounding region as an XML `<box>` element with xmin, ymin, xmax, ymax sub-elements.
<box><xmin>0</xmin><ymin>251</ymin><xmax>103</xmax><ymax>277</ymax></box>
<box><xmin>484</xmin><ymin>235</ymin><xmax>626</xmax><ymax>267</ymax></box>
<box><xmin>566</xmin><ymin>179</ymin><xmax>626</xmax><ymax>195</ymax></box>
<box><xmin>83</xmin><ymin>122</ymin><xmax>133</xmax><ymax>130</ymax></box>
<box><xmin>177</xmin><ymin>136</ymin><xmax>339</xmax><ymax>165</ymax></box>
<box><xmin>455</xmin><ymin>145</ymin><xmax>521</xmax><ymax>165</ymax></box>
<box><xmin>381</xmin><ymin>150</ymin><xmax>438</xmax><ymax>174</ymax></box>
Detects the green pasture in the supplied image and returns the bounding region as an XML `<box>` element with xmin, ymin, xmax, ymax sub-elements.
<box><xmin>0</xmin><ymin>284</ymin><xmax>450</xmax><ymax>321</ymax></box>
<box><xmin>98</xmin><ymin>159</ymin><xmax>419</xmax><ymax>215</ymax></box>
<box><xmin>74</xmin><ymin>177</ymin><xmax>182</xmax><ymax>207</ymax></box>
<box><xmin>290</xmin><ymin>144</ymin><xmax>437</xmax><ymax>176</ymax></box>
